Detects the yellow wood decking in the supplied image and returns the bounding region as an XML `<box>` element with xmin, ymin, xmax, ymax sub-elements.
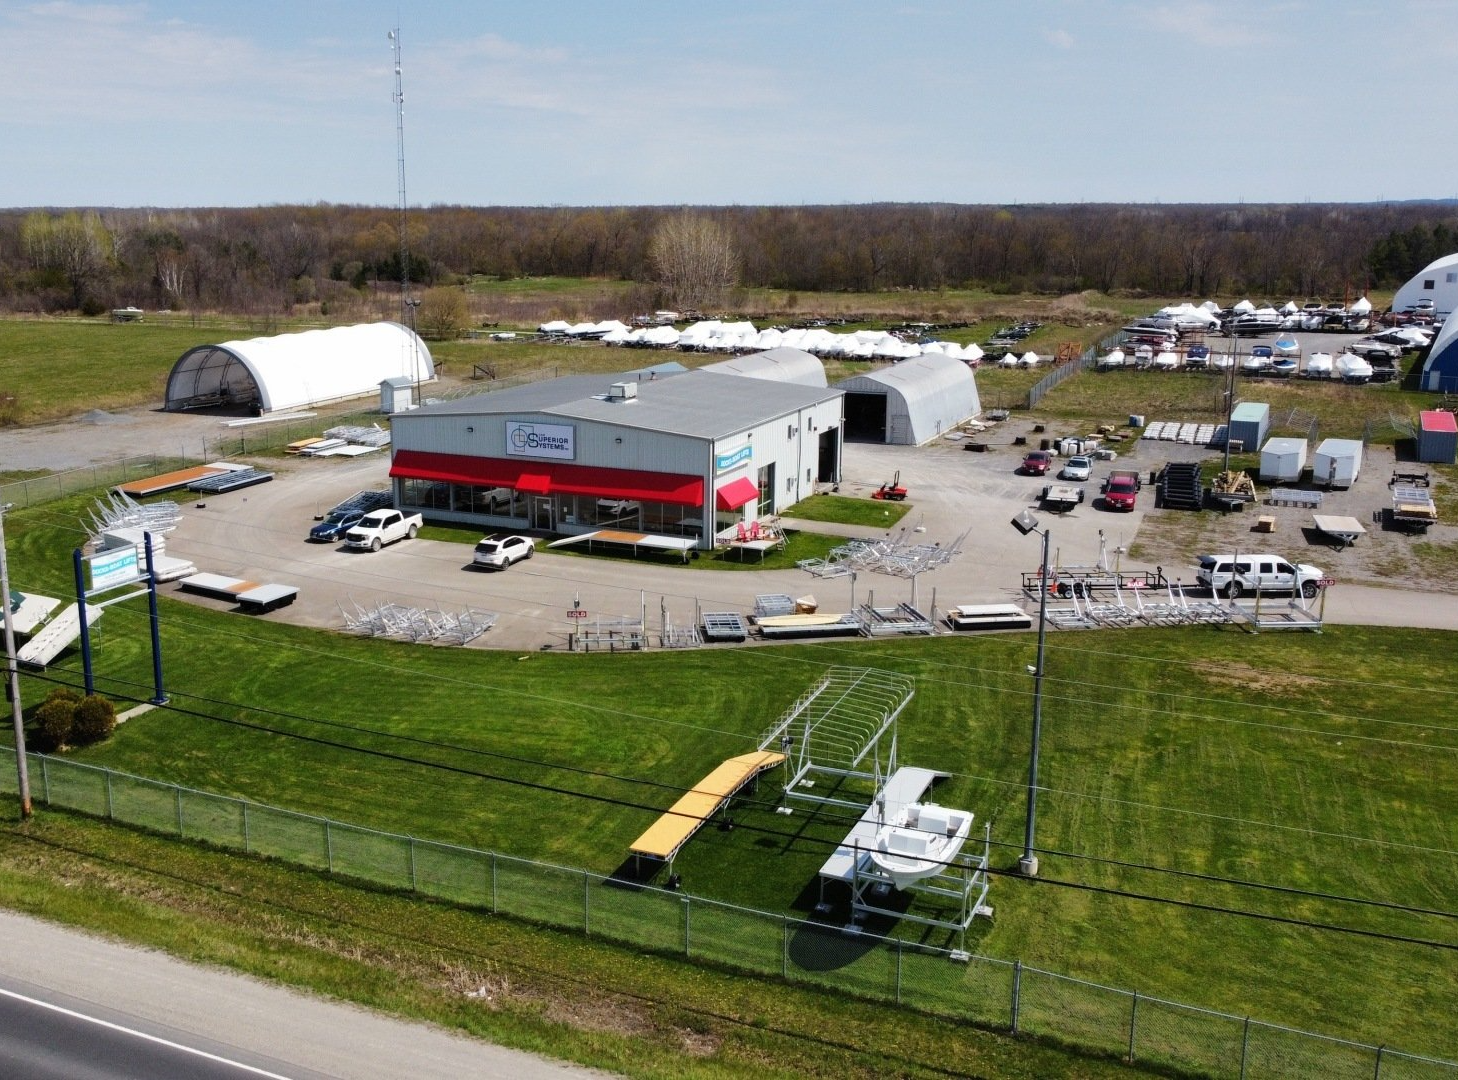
<box><xmin>629</xmin><ymin>750</ymin><xmax>785</xmax><ymax>861</ymax></box>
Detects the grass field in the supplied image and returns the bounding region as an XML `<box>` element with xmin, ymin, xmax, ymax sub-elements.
<box><xmin>3</xmin><ymin>496</ymin><xmax>1457</xmax><ymax>1062</ymax></box>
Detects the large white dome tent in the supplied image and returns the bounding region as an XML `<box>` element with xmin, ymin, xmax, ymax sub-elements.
<box><xmin>164</xmin><ymin>322</ymin><xmax>433</xmax><ymax>414</ymax></box>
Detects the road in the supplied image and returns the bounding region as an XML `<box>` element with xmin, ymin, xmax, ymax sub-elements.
<box><xmin>0</xmin><ymin>910</ymin><xmax>608</xmax><ymax>1080</ymax></box>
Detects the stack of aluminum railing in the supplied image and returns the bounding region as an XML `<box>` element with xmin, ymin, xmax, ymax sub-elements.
<box><xmin>87</xmin><ymin>491</ymin><xmax>181</xmax><ymax>539</ymax></box>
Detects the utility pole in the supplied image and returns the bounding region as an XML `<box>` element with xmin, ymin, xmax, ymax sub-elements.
<box><xmin>0</xmin><ymin>504</ymin><xmax>32</xmax><ymax>819</ymax></box>
<box><xmin>390</xmin><ymin>27</ymin><xmax>410</xmax><ymax>325</ymax></box>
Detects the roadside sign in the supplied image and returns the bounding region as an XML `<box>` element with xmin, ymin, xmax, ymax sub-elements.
<box><xmin>1318</xmin><ymin>577</ymin><xmax>1337</xmax><ymax>587</ymax></box>
<box><xmin>566</xmin><ymin>609</ymin><xmax>588</xmax><ymax>619</ymax></box>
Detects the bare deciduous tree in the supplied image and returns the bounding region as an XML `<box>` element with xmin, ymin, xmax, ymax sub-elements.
<box><xmin>417</xmin><ymin>285</ymin><xmax>469</xmax><ymax>340</ymax></box>
<box><xmin>648</xmin><ymin>212</ymin><xmax>738</xmax><ymax>310</ymax></box>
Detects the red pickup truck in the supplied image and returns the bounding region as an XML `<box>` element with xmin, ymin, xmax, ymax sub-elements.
<box><xmin>1101</xmin><ymin>469</ymin><xmax>1141</xmax><ymax>511</ymax></box>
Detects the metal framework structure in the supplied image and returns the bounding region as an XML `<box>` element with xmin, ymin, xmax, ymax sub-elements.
<box><xmin>847</xmin><ymin>821</ymin><xmax>992</xmax><ymax>950</ymax></box>
<box><xmin>758</xmin><ymin>667</ymin><xmax>914</xmax><ymax>810</ymax></box>
<box><xmin>796</xmin><ymin>528</ymin><xmax>968</xmax><ymax>580</ymax></box>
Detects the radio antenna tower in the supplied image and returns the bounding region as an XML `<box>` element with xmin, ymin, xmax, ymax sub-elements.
<box><xmin>389</xmin><ymin>27</ymin><xmax>411</xmax><ymax>325</ymax></box>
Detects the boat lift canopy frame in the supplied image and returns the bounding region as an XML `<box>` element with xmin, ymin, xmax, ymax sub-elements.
<box><xmin>758</xmin><ymin>667</ymin><xmax>914</xmax><ymax>811</ymax></box>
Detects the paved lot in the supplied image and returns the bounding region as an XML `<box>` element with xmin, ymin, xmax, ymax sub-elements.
<box><xmin>7</xmin><ymin>331</ymin><xmax>1454</xmax><ymax>648</ymax></box>
<box><xmin>155</xmin><ymin>419</ymin><xmax>1458</xmax><ymax>651</ymax></box>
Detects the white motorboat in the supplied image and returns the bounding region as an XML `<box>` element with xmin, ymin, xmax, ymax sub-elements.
<box><xmin>1334</xmin><ymin>352</ymin><xmax>1373</xmax><ymax>383</ymax></box>
<box><xmin>1099</xmin><ymin>348</ymin><xmax>1127</xmax><ymax>370</ymax></box>
<box><xmin>1153</xmin><ymin>350</ymin><xmax>1180</xmax><ymax>370</ymax></box>
<box><xmin>1306</xmin><ymin>351</ymin><xmax>1333</xmax><ymax>378</ymax></box>
<box><xmin>1273</xmin><ymin>334</ymin><xmax>1300</xmax><ymax>357</ymax></box>
<box><xmin>869</xmin><ymin>802</ymin><xmax>973</xmax><ymax>889</ymax></box>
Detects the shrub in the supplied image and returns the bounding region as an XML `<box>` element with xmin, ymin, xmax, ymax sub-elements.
<box><xmin>71</xmin><ymin>695</ymin><xmax>117</xmax><ymax>746</ymax></box>
<box><xmin>31</xmin><ymin>688</ymin><xmax>82</xmax><ymax>752</ymax></box>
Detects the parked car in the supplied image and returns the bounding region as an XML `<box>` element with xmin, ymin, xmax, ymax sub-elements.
<box><xmin>1060</xmin><ymin>455</ymin><xmax>1092</xmax><ymax>482</ymax></box>
<box><xmin>1021</xmin><ymin>450</ymin><xmax>1053</xmax><ymax>475</ymax></box>
<box><xmin>344</xmin><ymin>508</ymin><xmax>422</xmax><ymax>551</ymax></box>
<box><xmin>1195</xmin><ymin>553</ymin><xmax>1325</xmax><ymax>599</ymax></box>
<box><xmin>1101</xmin><ymin>469</ymin><xmax>1141</xmax><ymax>511</ymax></box>
<box><xmin>309</xmin><ymin>507</ymin><xmax>374</xmax><ymax>543</ymax></box>
<box><xmin>473</xmin><ymin>533</ymin><xmax>535</xmax><ymax>570</ymax></box>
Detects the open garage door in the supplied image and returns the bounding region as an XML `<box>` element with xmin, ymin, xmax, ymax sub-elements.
<box><xmin>844</xmin><ymin>391</ymin><xmax>889</xmax><ymax>442</ymax></box>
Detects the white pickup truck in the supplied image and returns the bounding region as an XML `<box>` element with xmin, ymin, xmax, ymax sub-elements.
<box><xmin>344</xmin><ymin>508</ymin><xmax>422</xmax><ymax>551</ymax></box>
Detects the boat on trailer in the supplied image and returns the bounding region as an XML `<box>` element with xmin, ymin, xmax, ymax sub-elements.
<box><xmin>869</xmin><ymin>802</ymin><xmax>973</xmax><ymax>889</ymax></box>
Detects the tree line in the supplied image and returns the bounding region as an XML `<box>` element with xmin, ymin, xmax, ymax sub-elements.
<box><xmin>1</xmin><ymin>201</ymin><xmax>1455</xmax><ymax>319</ymax></box>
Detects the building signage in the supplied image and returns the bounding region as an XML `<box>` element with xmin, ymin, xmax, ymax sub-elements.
<box><xmin>88</xmin><ymin>546</ymin><xmax>141</xmax><ymax>592</ymax></box>
<box><xmin>715</xmin><ymin>444</ymin><xmax>752</xmax><ymax>473</ymax></box>
<box><xmin>506</xmin><ymin>421</ymin><xmax>575</xmax><ymax>460</ymax></box>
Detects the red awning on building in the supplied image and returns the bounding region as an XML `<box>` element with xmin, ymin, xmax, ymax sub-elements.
<box><xmin>516</xmin><ymin>472</ymin><xmax>552</xmax><ymax>495</ymax></box>
<box><xmin>389</xmin><ymin>451</ymin><xmax>704</xmax><ymax>507</ymax></box>
<box><xmin>715</xmin><ymin>475</ymin><xmax>760</xmax><ymax>511</ymax></box>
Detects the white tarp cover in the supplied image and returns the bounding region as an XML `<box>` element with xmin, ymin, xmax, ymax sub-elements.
<box><xmin>165</xmin><ymin>322</ymin><xmax>433</xmax><ymax>414</ymax></box>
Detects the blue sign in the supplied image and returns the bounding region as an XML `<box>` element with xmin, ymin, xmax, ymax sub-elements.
<box><xmin>715</xmin><ymin>444</ymin><xmax>752</xmax><ymax>472</ymax></box>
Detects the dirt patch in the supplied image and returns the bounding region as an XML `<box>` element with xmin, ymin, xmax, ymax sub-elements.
<box><xmin>1191</xmin><ymin>660</ymin><xmax>1326</xmax><ymax>696</ymax></box>
<box><xmin>1133</xmin><ymin>442</ymin><xmax>1458</xmax><ymax>595</ymax></box>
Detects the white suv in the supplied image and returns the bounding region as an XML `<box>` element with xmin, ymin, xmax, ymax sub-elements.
<box><xmin>1195</xmin><ymin>553</ymin><xmax>1325</xmax><ymax>599</ymax></box>
<box><xmin>473</xmin><ymin>534</ymin><xmax>535</xmax><ymax>570</ymax></box>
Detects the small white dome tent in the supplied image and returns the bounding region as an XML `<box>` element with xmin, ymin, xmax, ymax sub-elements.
<box><xmin>165</xmin><ymin>322</ymin><xmax>434</xmax><ymax>414</ymax></box>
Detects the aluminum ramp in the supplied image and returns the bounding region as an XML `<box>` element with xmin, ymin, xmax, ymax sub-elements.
<box><xmin>17</xmin><ymin>603</ymin><xmax>101</xmax><ymax>668</ymax></box>
<box><xmin>629</xmin><ymin>750</ymin><xmax>785</xmax><ymax>870</ymax></box>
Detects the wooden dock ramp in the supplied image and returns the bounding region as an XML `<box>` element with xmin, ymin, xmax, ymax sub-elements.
<box><xmin>629</xmin><ymin>750</ymin><xmax>785</xmax><ymax>870</ymax></box>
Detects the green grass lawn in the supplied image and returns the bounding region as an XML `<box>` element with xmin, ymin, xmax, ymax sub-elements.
<box><xmin>3</xmin><ymin>496</ymin><xmax>1457</xmax><ymax>1061</ymax></box>
<box><xmin>778</xmin><ymin>493</ymin><xmax>911</xmax><ymax>528</ymax></box>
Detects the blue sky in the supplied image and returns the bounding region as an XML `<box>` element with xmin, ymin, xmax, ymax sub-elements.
<box><xmin>6</xmin><ymin>0</ymin><xmax>1457</xmax><ymax>208</ymax></box>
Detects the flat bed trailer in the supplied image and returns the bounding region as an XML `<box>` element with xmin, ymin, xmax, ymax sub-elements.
<box><xmin>1039</xmin><ymin>484</ymin><xmax>1085</xmax><ymax>512</ymax></box>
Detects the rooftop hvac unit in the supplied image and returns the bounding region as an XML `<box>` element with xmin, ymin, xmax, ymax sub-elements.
<box><xmin>607</xmin><ymin>381</ymin><xmax>638</xmax><ymax>402</ymax></box>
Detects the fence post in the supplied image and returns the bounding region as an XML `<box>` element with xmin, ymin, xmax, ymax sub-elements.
<box><xmin>682</xmin><ymin>896</ymin><xmax>691</xmax><ymax>957</ymax></box>
<box><xmin>490</xmin><ymin>852</ymin><xmax>498</xmax><ymax>913</ymax></box>
<box><xmin>409</xmin><ymin>837</ymin><xmax>417</xmax><ymax>891</ymax></box>
<box><xmin>242</xmin><ymin>802</ymin><xmax>250</xmax><ymax>853</ymax></box>
<box><xmin>1374</xmin><ymin>1045</ymin><xmax>1384</xmax><ymax>1080</ymax></box>
<box><xmin>40</xmin><ymin>756</ymin><xmax>49</xmax><ymax>804</ymax></box>
<box><xmin>583</xmin><ymin>870</ymin><xmax>590</xmax><ymax>935</ymax></box>
<box><xmin>1011</xmin><ymin>961</ymin><xmax>1022</xmax><ymax>1033</ymax></box>
<box><xmin>782</xmin><ymin>919</ymin><xmax>789</xmax><ymax>979</ymax></box>
<box><xmin>1240</xmin><ymin>1017</ymin><xmax>1250</xmax><ymax>1079</ymax></box>
<box><xmin>325</xmin><ymin>820</ymin><xmax>333</xmax><ymax>873</ymax></box>
<box><xmin>104</xmin><ymin>770</ymin><xmax>113</xmax><ymax>820</ymax></box>
<box><xmin>174</xmin><ymin>786</ymin><xmax>183</xmax><ymax>837</ymax></box>
<box><xmin>1128</xmin><ymin>991</ymin><xmax>1138</xmax><ymax>1063</ymax></box>
<box><xmin>895</xmin><ymin>938</ymin><xmax>903</xmax><ymax>1005</ymax></box>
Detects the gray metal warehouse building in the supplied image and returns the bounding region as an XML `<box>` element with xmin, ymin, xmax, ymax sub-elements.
<box><xmin>387</xmin><ymin>358</ymin><xmax>844</xmax><ymax>551</ymax></box>
<box><xmin>836</xmin><ymin>353</ymin><xmax>980</xmax><ymax>444</ymax></box>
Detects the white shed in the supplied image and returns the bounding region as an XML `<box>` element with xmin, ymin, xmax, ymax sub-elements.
<box><xmin>1260</xmin><ymin>437</ymin><xmax>1308</xmax><ymax>484</ymax></box>
<box><xmin>380</xmin><ymin>376</ymin><xmax>415</xmax><ymax>414</ymax></box>
<box><xmin>1312</xmin><ymin>438</ymin><xmax>1363</xmax><ymax>489</ymax></box>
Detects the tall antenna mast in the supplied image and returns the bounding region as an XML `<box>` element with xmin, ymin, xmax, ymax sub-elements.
<box><xmin>389</xmin><ymin>27</ymin><xmax>409</xmax><ymax>322</ymax></box>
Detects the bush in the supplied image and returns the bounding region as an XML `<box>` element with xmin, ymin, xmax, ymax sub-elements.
<box><xmin>71</xmin><ymin>695</ymin><xmax>117</xmax><ymax>746</ymax></box>
<box><xmin>31</xmin><ymin>688</ymin><xmax>82</xmax><ymax>752</ymax></box>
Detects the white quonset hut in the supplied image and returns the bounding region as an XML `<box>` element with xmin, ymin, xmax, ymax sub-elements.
<box><xmin>165</xmin><ymin>322</ymin><xmax>433</xmax><ymax>414</ymax></box>
<box><xmin>387</xmin><ymin>364</ymin><xmax>844</xmax><ymax>551</ymax></box>
<box><xmin>1393</xmin><ymin>253</ymin><xmax>1458</xmax><ymax>318</ymax></box>
<box><xmin>835</xmin><ymin>353</ymin><xmax>980</xmax><ymax>444</ymax></box>
<box><xmin>1419</xmin><ymin>314</ymin><xmax>1458</xmax><ymax>393</ymax></box>
<box><xmin>699</xmin><ymin>347</ymin><xmax>828</xmax><ymax>386</ymax></box>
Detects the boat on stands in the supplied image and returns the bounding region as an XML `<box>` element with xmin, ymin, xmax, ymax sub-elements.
<box><xmin>869</xmin><ymin>802</ymin><xmax>974</xmax><ymax>889</ymax></box>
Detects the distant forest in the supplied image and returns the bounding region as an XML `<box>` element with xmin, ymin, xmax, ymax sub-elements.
<box><xmin>3</xmin><ymin>201</ymin><xmax>1456</xmax><ymax>319</ymax></box>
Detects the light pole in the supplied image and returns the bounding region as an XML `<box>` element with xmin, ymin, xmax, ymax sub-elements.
<box><xmin>1010</xmin><ymin>509</ymin><xmax>1049</xmax><ymax>877</ymax></box>
<box><xmin>0</xmin><ymin>504</ymin><xmax>32</xmax><ymax>819</ymax></box>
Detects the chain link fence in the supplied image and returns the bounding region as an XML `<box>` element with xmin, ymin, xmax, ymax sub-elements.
<box><xmin>0</xmin><ymin>410</ymin><xmax>388</xmax><ymax>511</ymax></box>
<box><xmin>4</xmin><ymin>752</ymin><xmax>1454</xmax><ymax>1080</ymax></box>
<box><xmin>1026</xmin><ymin>333</ymin><xmax>1121</xmax><ymax>409</ymax></box>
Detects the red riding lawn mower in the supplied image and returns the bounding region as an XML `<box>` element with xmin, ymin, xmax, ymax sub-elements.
<box><xmin>871</xmin><ymin>470</ymin><xmax>909</xmax><ymax>501</ymax></box>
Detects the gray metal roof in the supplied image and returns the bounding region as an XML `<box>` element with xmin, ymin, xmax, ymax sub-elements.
<box><xmin>415</xmin><ymin>368</ymin><xmax>840</xmax><ymax>439</ymax></box>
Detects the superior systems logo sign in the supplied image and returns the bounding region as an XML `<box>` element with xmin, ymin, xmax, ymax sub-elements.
<box><xmin>506</xmin><ymin>421</ymin><xmax>575</xmax><ymax>460</ymax></box>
